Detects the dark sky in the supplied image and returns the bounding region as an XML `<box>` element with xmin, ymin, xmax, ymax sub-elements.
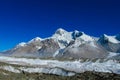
<box><xmin>0</xmin><ymin>0</ymin><xmax>120</xmax><ymax>51</ymax></box>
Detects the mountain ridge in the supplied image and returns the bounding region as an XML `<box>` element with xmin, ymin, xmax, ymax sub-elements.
<box><xmin>1</xmin><ymin>28</ymin><xmax>120</xmax><ymax>59</ymax></box>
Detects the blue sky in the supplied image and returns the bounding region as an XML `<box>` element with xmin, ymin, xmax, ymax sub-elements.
<box><xmin>0</xmin><ymin>0</ymin><xmax>120</xmax><ymax>51</ymax></box>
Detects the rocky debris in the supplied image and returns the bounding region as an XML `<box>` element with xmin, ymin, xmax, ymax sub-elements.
<box><xmin>0</xmin><ymin>70</ymin><xmax>120</xmax><ymax>80</ymax></box>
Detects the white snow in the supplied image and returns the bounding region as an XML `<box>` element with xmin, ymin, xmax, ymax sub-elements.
<box><xmin>19</xmin><ymin>67</ymin><xmax>75</xmax><ymax>76</ymax></box>
<box><xmin>104</xmin><ymin>34</ymin><xmax>120</xmax><ymax>43</ymax></box>
<box><xmin>79</xmin><ymin>33</ymin><xmax>94</xmax><ymax>42</ymax></box>
<box><xmin>72</xmin><ymin>39</ymin><xmax>82</xmax><ymax>47</ymax></box>
<box><xmin>28</xmin><ymin>37</ymin><xmax>43</xmax><ymax>43</ymax></box>
<box><xmin>0</xmin><ymin>56</ymin><xmax>120</xmax><ymax>75</ymax></box>
<box><xmin>52</xmin><ymin>28</ymin><xmax>73</xmax><ymax>48</ymax></box>
<box><xmin>16</xmin><ymin>42</ymin><xmax>26</xmax><ymax>48</ymax></box>
<box><xmin>53</xmin><ymin>50</ymin><xmax>59</xmax><ymax>57</ymax></box>
<box><xmin>71</xmin><ymin>38</ymin><xmax>96</xmax><ymax>48</ymax></box>
<box><xmin>89</xmin><ymin>42</ymin><xmax>97</xmax><ymax>48</ymax></box>
<box><xmin>107</xmin><ymin>52</ymin><xmax>119</xmax><ymax>58</ymax></box>
<box><xmin>74</xmin><ymin>30</ymin><xmax>79</xmax><ymax>34</ymax></box>
<box><xmin>13</xmin><ymin>28</ymin><xmax>96</xmax><ymax>50</ymax></box>
<box><xmin>52</xmin><ymin>28</ymin><xmax>95</xmax><ymax>48</ymax></box>
<box><xmin>0</xmin><ymin>66</ymin><xmax>20</xmax><ymax>73</ymax></box>
<box><xmin>36</xmin><ymin>46</ymin><xmax>42</xmax><ymax>50</ymax></box>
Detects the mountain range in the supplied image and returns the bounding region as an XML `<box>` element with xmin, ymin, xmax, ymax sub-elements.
<box><xmin>1</xmin><ymin>28</ymin><xmax>120</xmax><ymax>59</ymax></box>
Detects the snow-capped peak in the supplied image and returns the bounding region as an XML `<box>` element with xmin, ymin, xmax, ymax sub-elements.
<box><xmin>55</xmin><ymin>28</ymin><xmax>68</xmax><ymax>35</ymax></box>
<box><xmin>75</xmin><ymin>32</ymin><xmax>94</xmax><ymax>42</ymax></box>
<box><xmin>72</xmin><ymin>30</ymin><xmax>83</xmax><ymax>40</ymax></box>
<box><xmin>74</xmin><ymin>30</ymin><xmax>80</xmax><ymax>33</ymax></box>
<box><xmin>52</xmin><ymin>28</ymin><xmax>95</xmax><ymax>48</ymax></box>
<box><xmin>80</xmin><ymin>33</ymin><xmax>94</xmax><ymax>41</ymax></box>
<box><xmin>16</xmin><ymin>42</ymin><xmax>26</xmax><ymax>48</ymax></box>
<box><xmin>103</xmin><ymin>34</ymin><xmax>120</xmax><ymax>43</ymax></box>
<box><xmin>28</xmin><ymin>37</ymin><xmax>43</xmax><ymax>43</ymax></box>
<box><xmin>71</xmin><ymin>30</ymin><xmax>94</xmax><ymax>42</ymax></box>
<box><xmin>52</xmin><ymin>28</ymin><xmax>73</xmax><ymax>48</ymax></box>
<box><xmin>34</xmin><ymin>37</ymin><xmax>42</xmax><ymax>40</ymax></box>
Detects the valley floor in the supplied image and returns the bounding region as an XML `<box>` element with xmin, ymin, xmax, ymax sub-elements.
<box><xmin>0</xmin><ymin>56</ymin><xmax>120</xmax><ymax>80</ymax></box>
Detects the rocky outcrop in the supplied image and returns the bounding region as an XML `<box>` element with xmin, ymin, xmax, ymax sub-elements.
<box><xmin>98</xmin><ymin>34</ymin><xmax>120</xmax><ymax>53</ymax></box>
<box><xmin>38</xmin><ymin>38</ymin><xmax>60</xmax><ymax>58</ymax></box>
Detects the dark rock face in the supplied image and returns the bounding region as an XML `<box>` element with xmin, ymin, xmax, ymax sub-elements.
<box><xmin>98</xmin><ymin>35</ymin><xmax>120</xmax><ymax>53</ymax></box>
<box><xmin>38</xmin><ymin>39</ymin><xmax>60</xmax><ymax>58</ymax></box>
<box><xmin>98</xmin><ymin>35</ymin><xmax>109</xmax><ymax>44</ymax></box>
<box><xmin>72</xmin><ymin>30</ymin><xmax>83</xmax><ymax>40</ymax></box>
<box><xmin>116</xmin><ymin>33</ymin><xmax>120</xmax><ymax>41</ymax></box>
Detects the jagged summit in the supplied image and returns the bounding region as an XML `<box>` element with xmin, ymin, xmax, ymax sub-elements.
<box><xmin>28</xmin><ymin>37</ymin><xmax>43</xmax><ymax>43</ymax></box>
<box><xmin>1</xmin><ymin>28</ymin><xmax>120</xmax><ymax>59</ymax></box>
<box><xmin>98</xmin><ymin>34</ymin><xmax>109</xmax><ymax>43</ymax></box>
<box><xmin>16</xmin><ymin>42</ymin><xmax>26</xmax><ymax>48</ymax></box>
<box><xmin>72</xmin><ymin>30</ymin><xmax>83</xmax><ymax>40</ymax></box>
<box><xmin>52</xmin><ymin>28</ymin><xmax>73</xmax><ymax>48</ymax></box>
<box><xmin>55</xmin><ymin>28</ymin><xmax>68</xmax><ymax>35</ymax></box>
<box><xmin>99</xmin><ymin>34</ymin><xmax>120</xmax><ymax>44</ymax></box>
<box><xmin>98</xmin><ymin>34</ymin><xmax>120</xmax><ymax>53</ymax></box>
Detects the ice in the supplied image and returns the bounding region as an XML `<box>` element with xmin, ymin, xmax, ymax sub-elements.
<box><xmin>0</xmin><ymin>56</ymin><xmax>120</xmax><ymax>75</ymax></box>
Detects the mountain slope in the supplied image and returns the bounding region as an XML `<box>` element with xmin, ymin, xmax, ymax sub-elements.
<box><xmin>1</xmin><ymin>28</ymin><xmax>120</xmax><ymax>59</ymax></box>
<box><xmin>98</xmin><ymin>34</ymin><xmax>120</xmax><ymax>53</ymax></box>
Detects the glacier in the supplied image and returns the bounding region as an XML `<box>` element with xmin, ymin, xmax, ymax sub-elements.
<box><xmin>0</xmin><ymin>56</ymin><xmax>120</xmax><ymax>76</ymax></box>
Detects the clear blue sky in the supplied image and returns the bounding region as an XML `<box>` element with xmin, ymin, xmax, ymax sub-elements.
<box><xmin>0</xmin><ymin>0</ymin><xmax>120</xmax><ymax>51</ymax></box>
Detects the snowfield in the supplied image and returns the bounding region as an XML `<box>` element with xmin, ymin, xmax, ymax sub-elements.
<box><xmin>0</xmin><ymin>56</ymin><xmax>120</xmax><ymax>76</ymax></box>
<box><xmin>103</xmin><ymin>34</ymin><xmax>120</xmax><ymax>43</ymax></box>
